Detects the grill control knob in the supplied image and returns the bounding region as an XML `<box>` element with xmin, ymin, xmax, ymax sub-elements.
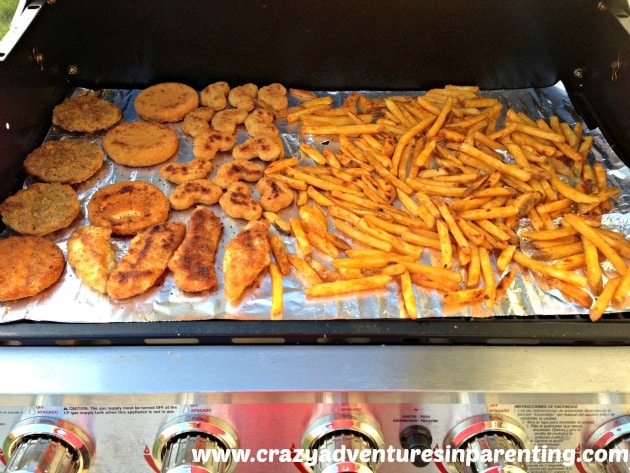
<box><xmin>444</xmin><ymin>414</ymin><xmax>529</xmax><ymax>473</ymax></box>
<box><xmin>2</xmin><ymin>418</ymin><xmax>92</xmax><ymax>473</ymax></box>
<box><xmin>152</xmin><ymin>415</ymin><xmax>239</xmax><ymax>473</ymax></box>
<box><xmin>607</xmin><ymin>436</ymin><xmax>630</xmax><ymax>473</ymax></box>
<box><xmin>583</xmin><ymin>415</ymin><xmax>630</xmax><ymax>473</ymax></box>
<box><xmin>302</xmin><ymin>413</ymin><xmax>386</xmax><ymax>473</ymax></box>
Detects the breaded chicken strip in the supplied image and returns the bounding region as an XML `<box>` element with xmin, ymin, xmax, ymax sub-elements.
<box><xmin>222</xmin><ymin>219</ymin><xmax>271</xmax><ymax>301</ymax></box>
<box><xmin>67</xmin><ymin>225</ymin><xmax>117</xmax><ymax>294</ymax></box>
<box><xmin>106</xmin><ymin>222</ymin><xmax>185</xmax><ymax>299</ymax></box>
<box><xmin>168</xmin><ymin>207</ymin><xmax>223</xmax><ymax>293</ymax></box>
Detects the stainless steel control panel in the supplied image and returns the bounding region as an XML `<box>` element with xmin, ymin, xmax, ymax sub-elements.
<box><xmin>1</xmin><ymin>346</ymin><xmax>629</xmax><ymax>473</ymax></box>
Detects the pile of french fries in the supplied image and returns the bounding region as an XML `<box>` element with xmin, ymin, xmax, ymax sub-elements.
<box><xmin>263</xmin><ymin>85</ymin><xmax>630</xmax><ymax>322</ymax></box>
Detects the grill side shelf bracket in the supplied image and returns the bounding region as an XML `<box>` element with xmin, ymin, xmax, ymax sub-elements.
<box><xmin>0</xmin><ymin>0</ymin><xmax>46</xmax><ymax>62</ymax></box>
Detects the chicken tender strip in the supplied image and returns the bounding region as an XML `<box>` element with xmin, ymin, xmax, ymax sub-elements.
<box><xmin>168</xmin><ymin>207</ymin><xmax>223</xmax><ymax>292</ymax></box>
<box><xmin>67</xmin><ymin>225</ymin><xmax>117</xmax><ymax>294</ymax></box>
<box><xmin>222</xmin><ymin>219</ymin><xmax>271</xmax><ymax>301</ymax></box>
<box><xmin>106</xmin><ymin>222</ymin><xmax>185</xmax><ymax>299</ymax></box>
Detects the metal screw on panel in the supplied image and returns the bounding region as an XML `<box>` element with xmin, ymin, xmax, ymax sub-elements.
<box><xmin>67</xmin><ymin>64</ymin><xmax>79</xmax><ymax>76</ymax></box>
<box><xmin>32</xmin><ymin>48</ymin><xmax>44</xmax><ymax>70</ymax></box>
<box><xmin>573</xmin><ymin>68</ymin><xmax>584</xmax><ymax>79</ymax></box>
<box><xmin>598</xmin><ymin>1</ymin><xmax>608</xmax><ymax>11</ymax></box>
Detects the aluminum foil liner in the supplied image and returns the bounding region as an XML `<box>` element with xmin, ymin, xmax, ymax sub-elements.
<box><xmin>1</xmin><ymin>82</ymin><xmax>629</xmax><ymax>323</ymax></box>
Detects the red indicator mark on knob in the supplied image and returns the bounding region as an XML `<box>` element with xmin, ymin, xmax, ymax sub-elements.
<box><xmin>433</xmin><ymin>444</ymin><xmax>449</xmax><ymax>473</ymax></box>
<box><xmin>574</xmin><ymin>445</ymin><xmax>588</xmax><ymax>473</ymax></box>
<box><xmin>290</xmin><ymin>443</ymin><xmax>310</xmax><ymax>473</ymax></box>
<box><xmin>0</xmin><ymin>448</ymin><xmax>6</xmax><ymax>465</ymax></box>
<box><xmin>143</xmin><ymin>444</ymin><xmax>160</xmax><ymax>473</ymax></box>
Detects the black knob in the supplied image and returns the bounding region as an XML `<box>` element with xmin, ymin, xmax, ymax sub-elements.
<box><xmin>399</xmin><ymin>425</ymin><xmax>433</xmax><ymax>467</ymax></box>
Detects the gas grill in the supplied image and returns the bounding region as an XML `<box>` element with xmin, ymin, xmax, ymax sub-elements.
<box><xmin>0</xmin><ymin>1</ymin><xmax>629</xmax><ymax>472</ymax></box>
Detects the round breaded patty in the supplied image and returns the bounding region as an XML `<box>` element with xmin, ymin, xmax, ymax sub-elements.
<box><xmin>0</xmin><ymin>236</ymin><xmax>65</xmax><ymax>301</ymax></box>
<box><xmin>52</xmin><ymin>94</ymin><xmax>122</xmax><ymax>133</ymax></box>
<box><xmin>134</xmin><ymin>82</ymin><xmax>199</xmax><ymax>123</ymax></box>
<box><xmin>0</xmin><ymin>183</ymin><xmax>80</xmax><ymax>236</ymax></box>
<box><xmin>103</xmin><ymin>121</ymin><xmax>179</xmax><ymax>167</ymax></box>
<box><xmin>23</xmin><ymin>140</ymin><xmax>105</xmax><ymax>184</ymax></box>
<box><xmin>88</xmin><ymin>181</ymin><xmax>170</xmax><ymax>235</ymax></box>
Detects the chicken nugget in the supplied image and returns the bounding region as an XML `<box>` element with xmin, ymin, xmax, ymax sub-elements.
<box><xmin>182</xmin><ymin>107</ymin><xmax>215</xmax><ymax>137</ymax></box>
<box><xmin>233</xmin><ymin>136</ymin><xmax>283</xmax><ymax>162</ymax></box>
<box><xmin>219</xmin><ymin>182</ymin><xmax>263</xmax><ymax>221</ymax></box>
<box><xmin>256</xmin><ymin>176</ymin><xmax>294</xmax><ymax>212</ymax></box>
<box><xmin>200</xmin><ymin>81</ymin><xmax>230</xmax><ymax>111</ymax></box>
<box><xmin>213</xmin><ymin>160</ymin><xmax>265</xmax><ymax>189</ymax></box>
<box><xmin>169</xmin><ymin>179</ymin><xmax>223</xmax><ymax>210</ymax></box>
<box><xmin>228</xmin><ymin>83</ymin><xmax>258</xmax><ymax>111</ymax></box>
<box><xmin>258</xmin><ymin>83</ymin><xmax>288</xmax><ymax>112</ymax></box>
<box><xmin>193</xmin><ymin>129</ymin><xmax>236</xmax><ymax>160</ymax></box>
<box><xmin>160</xmin><ymin>158</ymin><xmax>213</xmax><ymax>184</ymax></box>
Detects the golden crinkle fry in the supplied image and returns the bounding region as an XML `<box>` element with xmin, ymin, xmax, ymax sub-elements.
<box><xmin>278</xmin><ymin>85</ymin><xmax>629</xmax><ymax>321</ymax></box>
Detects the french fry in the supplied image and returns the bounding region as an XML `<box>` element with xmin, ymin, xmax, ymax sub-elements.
<box><xmin>479</xmin><ymin>247</ymin><xmax>496</xmax><ymax>306</ymax></box>
<box><xmin>400</xmin><ymin>272</ymin><xmax>418</xmax><ymax>319</ymax></box>
<box><xmin>496</xmin><ymin>245</ymin><xmax>516</xmax><ymax>273</ymax></box>
<box><xmin>590</xmin><ymin>277</ymin><xmax>621</xmax><ymax>322</ymax></box>
<box><xmin>269</xmin><ymin>233</ymin><xmax>292</xmax><ymax>276</ymax></box>
<box><xmin>457</xmin><ymin>206</ymin><xmax>519</xmax><ymax>220</ymax></box>
<box><xmin>433</xmin><ymin>196</ymin><xmax>471</xmax><ymax>255</ymax></box>
<box><xmin>563</xmin><ymin>214</ymin><xmax>628</xmax><ymax>275</ymax></box>
<box><xmin>514</xmin><ymin>250</ymin><xmax>587</xmax><ymax>287</ymax></box>
<box><xmin>496</xmin><ymin>267</ymin><xmax>517</xmax><ymax>297</ymax></box>
<box><xmin>301</xmin><ymin>123</ymin><xmax>383</xmax><ymax>136</ymax></box>
<box><xmin>333</xmin><ymin>218</ymin><xmax>393</xmax><ymax>252</ymax></box>
<box><xmin>531</xmin><ymin>241</ymin><xmax>584</xmax><ymax>261</ymax></box>
<box><xmin>289</xmin><ymin>217</ymin><xmax>312</xmax><ymax>260</ymax></box>
<box><xmin>380</xmin><ymin>263</ymin><xmax>408</xmax><ymax>276</ymax></box>
<box><xmin>443</xmin><ymin>286</ymin><xmax>487</xmax><ymax>305</ymax></box>
<box><xmin>467</xmin><ymin>242</ymin><xmax>481</xmax><ymax>288</ymax></box>
<box><xmin>550</xmin><ymin>176</ymin><xmax>603</xmax><ymax>204</ymax></box>
<box><xmin>460</xmin><ymin>143</ymin><xmax>531</xmax><ymax>181</ymax></box>
<box><xmin>306</xmin><ymin>231</ymin><xmax>339</xmax><ymax>257</ymax></box>
<box><xmin>613</xmin><ymin>268</ymin><xmax>630</xmax><ymax>304</ymax></box>
<box><xmin>437</xmin><ymin>219</ymin><xmax>453</xmax><ymax>269</ymax></box>
<box><xmin>580</xmin><ymin>236</ymin><xmax>603</xmax><ymax>296</ymax></box>
<box><xmin>264</xmin><ymin>157</ymin><xmax>300</xmax><ymax>175</ymax></box>
<box><xmin>269</xmin><ymin>262</ymin><xmax>283</xmax><ymax>319</ymax></box>
<box><xmin>288</xmin><ymin>254</ymin><xmax>322</xmax><ymax>287</ymax></box>
<box><xmin>309</xmin><ymin>258</ymin><xmax>341</xmax><ymax>282</ymax></box>
<box><xmin>546</xmin><ymin>277</ymin><xmax>593</xmax><ymax>309</ymax></box>
<box><xmin>263</xmin><ymin>211</ymin><xmax>292</xmax><ymax>234</ymax></box>
<box><xmin>305</xmin><ymin>275</ymin><xmax>392</xmax><ymax>298</ymax></box>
